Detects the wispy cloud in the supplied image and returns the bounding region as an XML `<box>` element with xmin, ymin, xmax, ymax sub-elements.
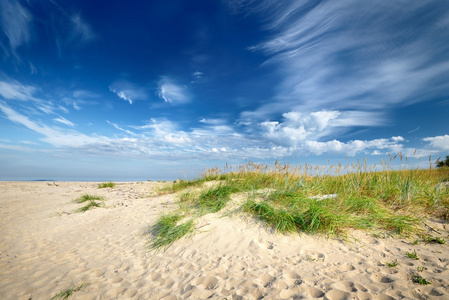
<box><xmin>157</xmin><ymin>76</ymin><xmax>190</xmax><ymax>104</ymax></box>
<box><xmin>107</xmin><ymin>120</ymin><xmax>137</xmax><ymax>136</ymax></box>
<box><xmin>0</xmin><ymin>102</ymin><xmax>96</xmax><ymax>147</ymax></box>
<box><xmin>0</xmin><ymin>78</ymin><xmax>65</xmax><ymax>115</ymax></box>
<box><xmin>70</xmin><ymin>13</ymin><xmax>95</xmax><ymax>42</ymax></box>
<box><xmin>0</xmin><ymin>0</ymin><xmax>32</xmax><ymax>54</ymax></box>
<box><xmin>109</xmin><ymin>80</ymin><xmax>148</xmax><ymax>104</ymax></box>
<box><xmin>240</xmin><ymin>1</ymin><xmax>449</xmax><ymax>129</ymax></box>
<box><xmin>53</xmin><ymin>116</ymin><xmax>75</xmax><ymax>127</ymax></box>
<box><xmin>0</xmin><ymin>79</ymin><xmax>36</xmax><ymax>101</ymax></box>
<box><xmin>191</xmin><ymin>71</ymin><xmax>203</xmax><ymax>83</ymax></box>
<box><xmin>62</xmin><ymin>89</ymin><xmax>99</xmax><ymax>110</ymax></box>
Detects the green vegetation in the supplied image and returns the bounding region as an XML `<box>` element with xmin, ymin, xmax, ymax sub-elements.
<box><xmin>74</xmin><ymin>194</ymin><xmax>104</xmax><ymax>203</ymax></box>
<box><xmin>74</xmin><ymin>194</ymin><xmax>105</xmax><ymax>212</ymax></box>
<box><xmin>195</xmin><ymin>185</ymin><xmax>240</xmax><ymax>214</ymax></box>
<box><xmin>148</xmin><ymin>213</ymin><xmax>195</xmax><ymax>251</ymax></box>
<box><xmin>417</xmin><ymin>266</ymin><xmax>426</xmax><ymax>272</ymax></box>
<box><xmin>385</xmin><ymin>259</ymin><xmax>398</xmax><ymax>268</ymax></box>
<box><xmin>51</xmin><ymin>282</ymin><xmax>87</xmax><ymax>299</ymax></box>
<box><xmin>422</xmin><ymin>235</ymin><xmax>446</xmax><ymax>244</ymax></box>
<box><xmin>406</xmin><ymin>250</ymin><xmax>419</xmax><ymax>260</ymax></box>
<box><xmin>436</xmin><ymin>156</ymin><xmax>449</xmax><ymax>168</ymax></box>
<box><xmin>148</xmin><ymin>157</ymin><xmax>449</xmax><ymax>250</ymax></box>
<box><xmin>98</xmin><ymin>181</ymin><xmax>115</xmax><ymax>188</ymax></box>
<box><xmin>412</xmin><ymin>275</ymin><xmax>431</xmax><ymax>285</ymax></box>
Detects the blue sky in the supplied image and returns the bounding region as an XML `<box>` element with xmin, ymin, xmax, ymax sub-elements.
<box><xmin>1</xmin><ymin>0</ymin><xmax>449</xmax><ymax>180</ymax></box>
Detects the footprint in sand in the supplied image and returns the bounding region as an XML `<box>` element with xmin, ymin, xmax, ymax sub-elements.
<box><xmin>325</xmin><ymin>289</ymin><xmax>351</xmax><ymax>300</ymax></box>
<box><xmin>303</xmin><ymin>286</ymin><xmax>325</xmax><ymax>298</ymax></box>
<box><xmin>330</xmin><ymin>281</ymin><xmax>358</xmax><ymax>293</ymax></box>
<box><xmin>195</xmin><ymin>276</ymin><xmax>219</xmax><ymax>290</ymax></box>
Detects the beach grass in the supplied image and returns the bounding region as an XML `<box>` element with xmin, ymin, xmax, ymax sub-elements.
<box><xmin>412</xmin><ymin>275</ymin><xmax>431</xmax><ymax>285</ymax></box>
<box><xmin>406</xmin><ymin>250</ymin><xmax>420</xmax><ymax>260</ymax></box>
<box><xmin>422</xmin><ymin>235</ymin><xmax>446</xmax><ymax>244</ymax></box>
<box><xmin>74</xmin><ymin>194</ymin><xmax>104</xmax><ymax>203</ymax></box>
<box><xmin>148</xmin><ymin>213</ymin><xmax>195</xmax><ymax>251</ymax></box>
<box><xmin>98</xmin><ymin>181</ymin><xmax>115</xmax><ymax>188</ymax></box>
<box><xmin>148</xmin><ymin>157</ymin><xmax>449</xmax><ymax>250</ymax></box>
<box><xmin>385</xmin><ymin>259</ymin><xmax>398</xmax><ymax>268</ymax></box>
<box><xmin>50</xmin><ymin>282</ymin><xmax>87</xmax><ymax>299</ymax></box>
<box><xmin>74</xmin><ymin>194</ymin><xmax>105</xmax><ymax>212</ymax></box>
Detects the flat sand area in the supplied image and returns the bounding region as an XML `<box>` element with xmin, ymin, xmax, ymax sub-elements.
<box><xmin>1</xmin><ymin>181</ymin><xmax>449</xmax><ymax>299</ymax></box>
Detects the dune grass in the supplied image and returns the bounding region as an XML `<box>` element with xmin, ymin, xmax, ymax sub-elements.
<box><xmin>74</xmin><ymin>194</ymin><xmax>104</xmax><ymax>203</ymax></box>
<box><xmin>98</xmin><ymin>181</ymin><xmax>115</xmax><ymax>188</ymax></box>
<box><xmin>51</xmin><ymin>282</ymin><xmax>87</xmax><ymax>299</ymax></box>
<box><xmin>74</xmin><ymin>194</ymin><xmax>105</xmax><ymax>212</ymax></box>
<box><xmin>148</xmin><ymin>213</ymin><xmax>195</xmax><ymax>251</ymax></box>
<box><xmin>412</xmin><ymin>275</ymin><xmax>431</xmax><ymax>285</ymax></box>
<box><xmin>148</xmin><ymin>158</ymin><xmax>449</xmax><ymax>250</ymax></box>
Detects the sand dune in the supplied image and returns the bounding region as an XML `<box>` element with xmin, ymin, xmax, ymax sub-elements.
<box><xmin>1</xmin><ymin>181</ymin><xmax>448</xmax><ymax>299</ymax></box>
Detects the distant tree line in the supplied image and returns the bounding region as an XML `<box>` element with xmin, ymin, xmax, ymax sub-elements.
<box><xmin>436</xmin><ymin>156</ymin><xmax>449</xmax><ymax>168</ymax></box>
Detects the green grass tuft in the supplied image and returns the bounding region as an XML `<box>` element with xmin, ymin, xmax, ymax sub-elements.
<box><xmin>74</xmin><ymin>194</ymin><xmax>105</xmax><ymax>212</ymax></box>
<box><xmin>385</xmin><ymin>259</ymin><xmax>398</xmax><ymax>267</ymax></box>
<box><xmin>196</xmin><ymin>184</ymin><xmax>239</xmax><ymax>213</ymax></box>
<box><xmin>74</xmin><ymin>194</ymin><xmax>104</xmax><ymax>203</ymax></box>
<box><xmin>77</xmin><ymin>201</ymin><xmax>102</xmax><ymax>212</ymax></box>
<box><xmin>148</xmin><ymin>213</ymin><xmax>195</xmax><ymax>251</ymax></box>
<box><xmin>98</xmin><ymin>181</ymin><xmax>115</xmax><ymax>188</ymax></box>
<box><xmin>423</xmin><ymin>235</ymin><xmax>446</xmax><ymax>244</ymax></box>
<box><xmin>406</xmin><ymin>250</ymin><xmax>419</xmax><ymax>260</ymax></box>
<box><xmin>51</xmin><ymin>282</ymin><xmax>86</xmax><ymax>299</ymax></box>
<box><xmin>412</xmin><ymin>275</ymin><xmax>431</xmax><ymax>285</ymax></box>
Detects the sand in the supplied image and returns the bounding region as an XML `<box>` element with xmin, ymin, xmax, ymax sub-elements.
<box><xmin>1</xmin><ymin>181</ymin><xmax>449</xmax><ymax>300</ymax></box>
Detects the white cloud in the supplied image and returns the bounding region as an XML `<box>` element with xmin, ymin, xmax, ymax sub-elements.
<box><xmin>157</xmin><ymin>76</ymin><xmax>190</xmax><ymax>104</ymax></box>
<box><xmin>107</xmin><ymin>120</ymin><xmax>137</xmax><ymax>136</ymax></box>
<box><xmin>423</xmin><ymin>135</ymin><xmax>449</xmax><ymax>151</ymax></box>
<box><xmin>0</xmin><ymin>0</ymin><xmax>32</xmax><ymax>50</ymax></box>
<box><xmin>0</xmin><ymin>80</ymin><xmax>36</xmax><ymax>100</ymax></box>
<box><xmin>241</xmin><ymin>1</ymin><xmax>449</xmax><ymax>128</ymax></box>
<box><xmin>53</xmin><ymin>116</ymin><xmax>75</xmax><ymax>127</ymax></box>
<box><xmin>0</xmin><ymin>102</ymin><xmax>103</xmax><ymax>147</ymax></box>
<box><xmin>191</xmin><ymin>71</ymin><xmax>203</xmax><ymax>82</ymax></box>
<box><xmin>259</xmin><ymin>110</ymin><xmax>384</xmax><ymax>147</ymax></box>
<box><xmin>109</xmin><ymin>80</ymin><xmax>148</xmax><ymax>104</ymax></box>
<box><xmin>391</xmin><ymin>136</ymin><xmax>405</xmax><ymax>142</ymax></box>
<box><xmin>70</xmin><ymin>14</ymin><xmax>95</xmax><ymax>42</ymax></box>
<box><xmin>199</xmin><ymin>118</ymin><xmax>225</xmax><ymax>125</ymax></box>
<box><xmin>0</xmin><ymin>80</ymin><xmax>446</xmax><ymax>163</ymax></box>
<box><xmin>61</xmin><ymin>89</ymin><xmax>99</xmax><ymax>110</ymax></box>
<box><xmin>0</xmin><ymin>79</ymin><xmax>63</xmax><ymax>115</ymax></box>
<box><xmin>305</xmin><ymin>137</ymin><xmax>404</xmax><ymax>156</ymax></box>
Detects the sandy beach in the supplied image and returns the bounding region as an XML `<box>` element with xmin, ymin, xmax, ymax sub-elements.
<box><xmin>1</xmin><ymin>181</ymin><xmax>448</xmax><ymax>299</ymax></box>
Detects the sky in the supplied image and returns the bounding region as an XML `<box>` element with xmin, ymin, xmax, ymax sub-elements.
<box><xmin>1</xmin><ymin>0</ymin><xmax>449</xmax><ymax>181</ymax></box>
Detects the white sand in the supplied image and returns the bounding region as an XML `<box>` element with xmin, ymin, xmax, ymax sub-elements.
<box><xmin>1</xmin><ymin>181</ymin><xmax>448</xmax><ymax>299</ymax></box>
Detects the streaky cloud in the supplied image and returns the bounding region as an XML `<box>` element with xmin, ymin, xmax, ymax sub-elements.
<box><xmin>0</xmin><ymin>79</ymin><xmax>36</xmax><ymax>101</ymax></box>
<box><xmin>53</xmin><ymin>116</ymin><xmax>75</xmax><ymax>127</ymax></box>
<box><xmin>109</xmin><ymin>80</ymin><xmax>148</xmax><ymax>104</ymax></box>
<box><xmin>243</xmin><ymin>0</ymin><xmax>449</xmax><ymax>131</ymax></box>
<box><xmin>0</xmin><ymin>0</ymin><xmax>32</xmax><ymax>50</ymax></box>
<box><xmin>157</xmin><ymin>76</ymin><xmax>190</xmax><ymax>104</ymax></box>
